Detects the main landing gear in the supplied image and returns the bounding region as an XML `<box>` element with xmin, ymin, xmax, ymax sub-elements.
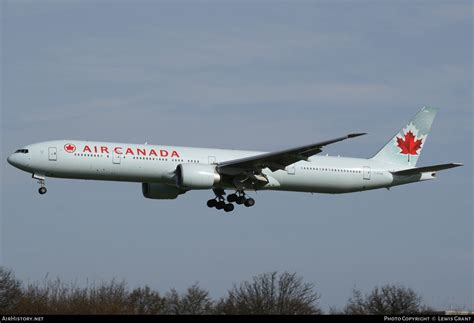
<box><xmin>33</xmin><ymin>174</ymin><xmax>47</xmax><ymax>195</ymax></box>
<box><xmin>207</xmin><ymin>190</ymin><xmax>255</xmax><ymax>212</ymax></box>
<box><xmin>207</xmin><ymin>198</ymin><xmax>234</xmax><ymax>212</ymax></box>
<box><xmin>227</xmin><ymin>192</ymin><xmax>255</xmax><ymax>207</ymax></box>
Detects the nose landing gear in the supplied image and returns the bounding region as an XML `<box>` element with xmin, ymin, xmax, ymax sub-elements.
<box><xmin>33</xmin><ymin>173</ymin><xmax>47</xmax><ymax>195</ymax></box>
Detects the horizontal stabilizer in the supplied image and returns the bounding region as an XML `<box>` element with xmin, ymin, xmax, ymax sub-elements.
<box><xmin>391</xmin><ymin>163</ymin><xmax>463</xmax><ymax>176</ymax></box>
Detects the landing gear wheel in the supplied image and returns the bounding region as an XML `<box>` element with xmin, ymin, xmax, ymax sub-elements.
<box><xmin>216</xmin><ymin>201</ymin><xmax>226</xmax><ymax>210</ymax></box>
<box><xmin>227</xmin><ymin>194</ymin><xmax>238</xmax><ymax>203</ymax></box>
<box><xmin>207</xmin><ymin>199</ymin><xmax>217</xmax><ymax>208</ymax></box>
<box><xmin>224</xmin><ymin>204</ymin><xmax>234</xmax><ymax>212</ymax></box>
<box><xmin>244</xmin><ymin>198</ymin><xmax>255</xmax><ymax>207</ymax></box>
<box><xmin>236</xmin><ymin>196</ymin><xmax>246</xmax><ymax>205</ymax></box>
<box><xmin>38</xmin><ymin>187</ymin><xmax>47</xmax><ymax>195</ymax></box>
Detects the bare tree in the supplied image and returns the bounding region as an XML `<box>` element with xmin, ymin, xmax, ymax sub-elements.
<box><xmin>343</xmin><ymin>284</ymin><xmax>431</xmax><ymax>315</ymax></box>
<box><xmin>86</xmin><ymin>279</ymin><xmax>129</xmax><ymax>314</ymax></box>
<box><xmin>179</xmin><ymin>284</ymin><xmax>214</xmax><ymax>315</ymax></box>
<box><xmin>0</xmin><ymin>267</ymin><xmax>22</xmax><ymax>312</ymax></box>
<box><xmin>7</xmin><ymin>267</ymin><xmax>440</xmax><ymax>316</ymax></box>
<box><xmin>216</xmin><ymin>272</ymin><xmax>321</xmax><ymax>315</ymax></box>
<box><xmin>162</xmin><ymin>283</ymin><xmax>214</xmax><ymax>315</ymax></box>
<box><xmin>11</xmin><ymin>277</ymin><xmax>130</xmax><ymax>314</ymax></box>
<box><xmin>127</xmin><ymin>286</ymin><xmax>165</xmax><ymax>314</ymax></box>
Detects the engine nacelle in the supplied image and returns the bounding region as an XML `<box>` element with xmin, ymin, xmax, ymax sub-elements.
<box><xmin>142</xmin><ymin>183</ymin><xmax>185</xmax><ymax>200</ymax></box>
<box><xmin>176</xmin><ymin>163</ymin><xmax>221</xmax><ymax>189</ymax></box>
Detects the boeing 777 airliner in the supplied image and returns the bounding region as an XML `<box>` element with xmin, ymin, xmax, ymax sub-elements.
<box><xmin>7</xmin><ymin>107</ymin><xmax>462</xmax><ymax>212</ymax></box>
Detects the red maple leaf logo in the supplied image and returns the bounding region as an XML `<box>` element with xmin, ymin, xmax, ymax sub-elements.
<box><xmin>396</xmin><ymin>131</ymin><xmax>422</xmax><ymax>155</ymax></box>
<box><xmin>64</xmin><ymin>144</ymin><xmax>76</xmax><ymax>153</ymax></box>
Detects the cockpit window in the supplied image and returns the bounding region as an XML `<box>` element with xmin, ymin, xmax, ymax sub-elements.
<box><xmin>15</xmin><ymin>149</ymin><xmax>29</xmax><ymax>154</ymax></box>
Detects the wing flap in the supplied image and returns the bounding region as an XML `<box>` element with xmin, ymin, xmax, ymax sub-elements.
<box><xmin>391</xmin><ymin>163</ymin><xmax>463</xmax><ymax>176</ymax></box>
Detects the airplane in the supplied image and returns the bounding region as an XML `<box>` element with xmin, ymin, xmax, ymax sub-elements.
<box><xmin>7</xmin><ymin>107</ymin><xmax>463</xmax><ymax>212</ymax></box>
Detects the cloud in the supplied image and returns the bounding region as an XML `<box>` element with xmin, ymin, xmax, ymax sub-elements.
<box><xmin>430</xmin><ymin>2</ymin><xmax>472</xmax><ymax>22</ymax></box>
<box><xmin>170</xmin><ymin>82</ymin><xmax>398</xmax><ymax>107</ymax></box>
<box><xmin>30</xmin><ymin>21</ymin><xmax>358</xmax><ymax>82</ymax></box>
<box><xmin>12</xmin><ymin>96</ymin><xmax>140</xmax><ymax>125</ymax></box>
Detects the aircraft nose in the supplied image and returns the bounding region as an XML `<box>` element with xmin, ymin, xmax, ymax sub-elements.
<box><xmin>7</xmin><ymin>154</ymin><xmax>19</xmax><ymax>167</ymax></box>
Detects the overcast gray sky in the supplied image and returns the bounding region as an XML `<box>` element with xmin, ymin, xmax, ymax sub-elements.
<box><xmin>1</xmin><ymin>0</ymin><xmax>472</xmax><ymax>311</ymax></box>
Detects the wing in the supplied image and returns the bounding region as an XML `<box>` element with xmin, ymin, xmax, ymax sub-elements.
<box><xmin>217</xmin><ymin>133</ymin><xmax>366</xmax><ymax>175</ymax></box>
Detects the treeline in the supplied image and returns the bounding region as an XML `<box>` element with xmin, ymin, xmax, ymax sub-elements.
<box><xmin>1</xmin><ymin>267</ymin><xmax>433</xmax><ymax>315</ymax></box>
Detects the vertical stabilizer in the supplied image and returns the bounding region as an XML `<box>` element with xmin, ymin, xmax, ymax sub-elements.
<box><xmin>371</xmin><ymin>107</ymin><xmax>437</xmax><ymax>167</ymax></box>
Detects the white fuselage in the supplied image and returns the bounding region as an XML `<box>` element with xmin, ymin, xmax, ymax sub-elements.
<box><xmin>7</xmin><ymin>140</ymin><xmax>433</xmax><ymax>194</ymax></box>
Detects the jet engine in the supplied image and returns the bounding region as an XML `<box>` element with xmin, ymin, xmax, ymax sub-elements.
<box><xmin>142</xmin><ymin>183</ymin><xmax>186</xmax><ymax>199</ymax></box>
<box><xmin>176</xmin><ymin>163</ymin><xmax>221</xmax><ymax>189</ymax></box>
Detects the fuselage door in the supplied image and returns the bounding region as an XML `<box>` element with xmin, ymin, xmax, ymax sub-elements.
<box><xmin>287</xmin><ymin>164</ymin><xmax>296</xmax><ymax>175</ymax></box>
<box><xmin>208</xmin><ymin>156</ymin><xmax>216</xmax><ymax>164</ymax></box>
<box><xmin>363</xmin><ymin>166</ymin><xmax>371</xmax><ymax>180</ymax></box>
<box><xmin>113</xmin><ymin>151</ymin><xmax>121</xmax><ymax>164</ymax></box>
<box><xmin>48</xmin><ymin>147</ymin><xmax>57</xmax><ymax>161</ymax></box>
